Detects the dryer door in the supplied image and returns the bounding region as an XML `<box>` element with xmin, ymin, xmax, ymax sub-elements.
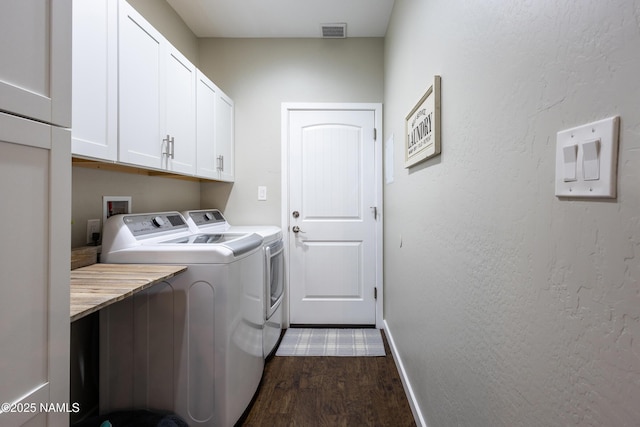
<box><xmin>265</xmin><ymin>240</ymin><xmax>284</xmax><ymax>318</ymax></box>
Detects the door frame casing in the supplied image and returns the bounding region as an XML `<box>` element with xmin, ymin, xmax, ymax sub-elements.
<box><xmin>281</xmin><ymin>102</ymin><xmax>384</xmax><ymax>328</ymax></box>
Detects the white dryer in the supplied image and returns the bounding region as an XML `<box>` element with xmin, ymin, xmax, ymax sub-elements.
<box><xmin>183</xmin><ymin>209</ymin><xmax>284</xmax><ymax>358</ymax></box>
<box><xmin>100</xmin><ymin>212</ymin><xmax>264</xmax><ymax>427</ymax></box>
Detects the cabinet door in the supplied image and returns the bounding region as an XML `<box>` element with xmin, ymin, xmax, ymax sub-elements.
<box><xmin>0</xmin><ymin>113</ymin><xmax>71</xmax><ymax>427</ymax></box>
<box><xmin>195</xmin><ymin>71</ymin><xmax>218</xmax><ymax>179</ymax></box>
<box><xmin>118</xmin><ymin>0</ymin><xmax>164</xmax><ymax>169</ymax></box>
<box><xmin>71</xmin><ymin>0</ymin><xmax>118</xmax><ymax>161</ymax></box>
<box><xmin>0</xmin><ymin>0</ymin><xmax>71</xmax><ymax>127</ymax></box>
<box><xmin>215</xmin><ymin>91</ymin><xmax>235</xmax><ymax>182</ymax></box>
<box><xmin>164</xmin><ymin>45</ymin><xmax>196</xmax><ymax>175</ymax></box>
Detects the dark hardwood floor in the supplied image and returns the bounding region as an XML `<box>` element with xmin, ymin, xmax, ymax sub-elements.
<box><xmin>238</xmin><ymin>330</ymin><xmax>417</xmax><ymax>427</ymax></box>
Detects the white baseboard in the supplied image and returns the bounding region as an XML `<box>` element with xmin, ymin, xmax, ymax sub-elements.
<box><xmin>384</xmin><ymin>320</ymin><xmax>428</xmax><ymax>427</ymax></box>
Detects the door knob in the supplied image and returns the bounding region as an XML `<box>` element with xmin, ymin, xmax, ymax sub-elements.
<box><xmin>292</xmin><ymin>226</ymin><xmax>301</xmax><ymax>233</ymax></box>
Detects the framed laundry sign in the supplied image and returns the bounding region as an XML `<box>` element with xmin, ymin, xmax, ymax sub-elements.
<box><xmin>405</xmin><ymin>75</ymin><xmax>441</xmax><ymax>168</ymax></box>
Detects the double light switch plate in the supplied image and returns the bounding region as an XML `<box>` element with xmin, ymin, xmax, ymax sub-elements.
<box><xmin>555</xmin><ymin>116</ymin><xmax>620</xmax><ymax>198</ymax></box>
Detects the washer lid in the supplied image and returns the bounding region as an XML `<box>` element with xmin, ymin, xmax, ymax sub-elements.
<box><xmin>162</xmin><ymin>233</ymin><xmax>245</xmax><ymax>244</ymax></box>
<box><xmin>160</xmin><ymin>233</ymin><xmax>263</xmax><ymax>256</ymax></box>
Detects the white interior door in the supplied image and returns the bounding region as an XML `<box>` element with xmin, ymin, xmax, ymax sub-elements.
<box><xmin>286</xmin><ymin>106</ymin><xmax>381</xmax><ymax>325</ymax></box>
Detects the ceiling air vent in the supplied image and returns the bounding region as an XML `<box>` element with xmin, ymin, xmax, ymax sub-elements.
<box><xmin>321</xmin><ymin>23</ymin><xmax>346</xmax><ymax>38</ymax></box>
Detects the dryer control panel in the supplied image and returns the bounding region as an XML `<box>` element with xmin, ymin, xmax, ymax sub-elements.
<box><xmin>187</xmin><ymin>210</ymin><xmax>226</xmax><ymax>227</ymax></box>
<box><xmin>123</xmin><ymin>212</ymin><xmax>189</xmax><ymax>237</ymax></box>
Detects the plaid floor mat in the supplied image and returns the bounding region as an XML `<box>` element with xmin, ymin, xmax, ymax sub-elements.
<box><xmin>275</xmin><ymin>328</ymin><xmax>386</xmax><ymax>357</ymax></box>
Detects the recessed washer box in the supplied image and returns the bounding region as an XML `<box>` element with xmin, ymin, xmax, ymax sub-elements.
<box><xmin>103</xmin><ymin>196</ymin><xmax>132</xmax><ymax>226</ymax></box>
<box><xmin>555</xmin><ymin>116</ymin><xmax>620</xmax><ymax>198</ymax></box>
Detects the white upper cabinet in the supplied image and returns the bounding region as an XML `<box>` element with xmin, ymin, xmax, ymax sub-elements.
<box><xmin>196</xmin><ymin>71</ymin><xmax>235</xmax><ymax>182</ymax></box>
<box><xmin>71</xmin><ymin>0</ymin><xmax>118</xmax><ymax>161</ymax></box>
<box><xmin>118</xmin><ymin>0</ymin><xmax>165</xmax><ymax>169</ymax></box>
<box><xmin>71</xmin><ymin>0</ymin><xmax>231</xmax><ymax>180</ymax></box>
<box><xmin>196</xmin><ymin>70</ymin><xmax>219</xmax><ymax>179</ymax></box>
<box><xmin>118</xmin><ymin>0</ymin><xmax>197</xmax><ymax>174</ymax></box>
<box><xmin>164</xmin><ymin>44</ymin><xmax>197</xmax><ymax>175</ymax></box>
<box><xmin>0</xmin><ymin>0</ymin><xmax>71</xmax><ymax>127</ymax></box>
<box><xmin>215</xmin><ymin>90</ymin><xmax>235</xmax><ymax>182</ymax></box>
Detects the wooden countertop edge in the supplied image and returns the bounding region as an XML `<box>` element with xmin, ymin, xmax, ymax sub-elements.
<box><xmin>70</xmin><ymin>264</ymin><xmax>187</xmax><ymax>322</ymax></box>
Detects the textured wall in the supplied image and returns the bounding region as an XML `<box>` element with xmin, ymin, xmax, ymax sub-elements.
<box><xmin>383</xmin><ymin>1</ymin><xmax>640</xmax><ymax>426</ymax></box>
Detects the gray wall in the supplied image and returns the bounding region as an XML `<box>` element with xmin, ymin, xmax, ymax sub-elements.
<box><xmin>198</xmin><ymin>38</ymin><xmax>384</xmax><ymax>225</ymax></box>
<box><xmin>383</xmin><ymin>0</ymin><xmax>640</xmax><ymax>426</ymax></box>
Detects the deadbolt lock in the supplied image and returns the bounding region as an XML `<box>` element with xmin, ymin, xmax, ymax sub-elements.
<box><xmin>292</xmin><ymin>210</ymin><xmax>300</xmax><ymax>218</ymax></box>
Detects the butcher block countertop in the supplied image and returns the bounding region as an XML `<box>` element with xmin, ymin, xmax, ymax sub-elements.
<box><xmin>70</xmin><ymin>263</ymin><xmax>187</xmax><ymax>322</ymax></box>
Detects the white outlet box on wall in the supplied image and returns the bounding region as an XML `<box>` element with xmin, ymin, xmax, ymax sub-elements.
<box><xmin>103</xmin><ymin>196</ymin><xmax>132</xmax><ymax>227</ymax></box>
<box><xmin>555</xmin><ymin>116</ymin><xmax>620</xmax><ymax>198</ymax></box>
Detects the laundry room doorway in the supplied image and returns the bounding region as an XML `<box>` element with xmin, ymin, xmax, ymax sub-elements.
<box><xmin>282</xmin><ymin>103</ymin><xmax>383</xmax><ymax>327</ymax></box>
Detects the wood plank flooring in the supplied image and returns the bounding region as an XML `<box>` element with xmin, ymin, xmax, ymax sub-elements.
<box><xmin>238</xmin><ymin>330</ymin><xmax>416</xmax><ymax>427</ymax></box>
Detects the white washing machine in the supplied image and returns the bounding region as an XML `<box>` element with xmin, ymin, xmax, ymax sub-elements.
<box><xmin>100</xmin><ymin>211</ymin><xmax>264</xmax><ymax>427</ymax></box>
<box><xmin>183</xmin><ymin>209</ymin><xmax>284</xmax><ymax>358</ymax></box>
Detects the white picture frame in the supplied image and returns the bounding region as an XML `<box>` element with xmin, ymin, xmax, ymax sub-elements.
<box><xmin>405</xmin><ymin>75</ymin><xmax>441</xmax><ymax>168</ymax></box>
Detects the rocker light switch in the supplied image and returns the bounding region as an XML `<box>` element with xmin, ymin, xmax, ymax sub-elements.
<box><xmin>555</xmin><ymin>116</ymin><xmax>619</xmax><ymax>198</ymax></box>
<box><xmin>562</xmin><ymin>144</ymin><xmax>578</xmax><ymax>182</ymax></box>
<box><xmin>258</xmin><ymin>186</ymin><xmax>267</xmax><ymax>201</ymax></box>
<box><xmin>582</xmin><ymin>139</ymin><xmax>600</xmax><ymax>181</ymax></box>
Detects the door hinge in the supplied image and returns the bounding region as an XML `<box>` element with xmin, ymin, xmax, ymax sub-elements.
<box><xmin>374</xmin><ymin>287</ymin><xmax>377</xmax><ymax>300</ymax></box>
<box><xmin>373</xmin><ymin>128</ymin><xmax>377</xmax><ymax>141</ymax></box>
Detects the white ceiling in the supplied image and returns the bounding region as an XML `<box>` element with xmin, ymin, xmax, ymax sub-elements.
<box><xmin>166</xmin><ymin>0</ymin><xmax>396</xmax><ymax>38</ymax></box>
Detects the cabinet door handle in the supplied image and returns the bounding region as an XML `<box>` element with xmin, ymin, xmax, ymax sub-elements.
<box><xmin>163</xmin><ymin>135</ymin><xmax>175</xmax><ymax>159</ymax></box>
<box><xmin>169</xmin><ymin>136</ymin><xmax>175</xmax><ymax>159</ymax></box>
<box><xmin>217</xmin><ymin>155</ymin><xmax>224</xmax><ymax>171</ymax></box>
<box><xmin>163</xmin><ymin>135</ymin><xmax>170</xmax><ymax>158</ymax></box>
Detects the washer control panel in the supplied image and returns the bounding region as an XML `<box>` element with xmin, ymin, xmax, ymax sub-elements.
<box><xmin>187</xmin><ymin>210</ymin><xmax>226</xmax><ymax>227</ymax></box>
<box><xmin>123</xmin><ymin>212</ymin><xmax>189</xmax><ymax>237</ymax></box>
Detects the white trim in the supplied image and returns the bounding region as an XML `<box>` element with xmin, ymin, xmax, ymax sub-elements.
<box><xmin>281</xmin><ymin>102</ymin><xmax>384</xmax><ymax>328</ymax></box>
<box><xmin>384</xmin><ymin>320</ymin><xmax>428</xmax><ymax>427</ymax></box>
<box><xmin>49</xmin><ymin>126</ymin><xmax>72</xmax><ymax>427</ymax></box>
